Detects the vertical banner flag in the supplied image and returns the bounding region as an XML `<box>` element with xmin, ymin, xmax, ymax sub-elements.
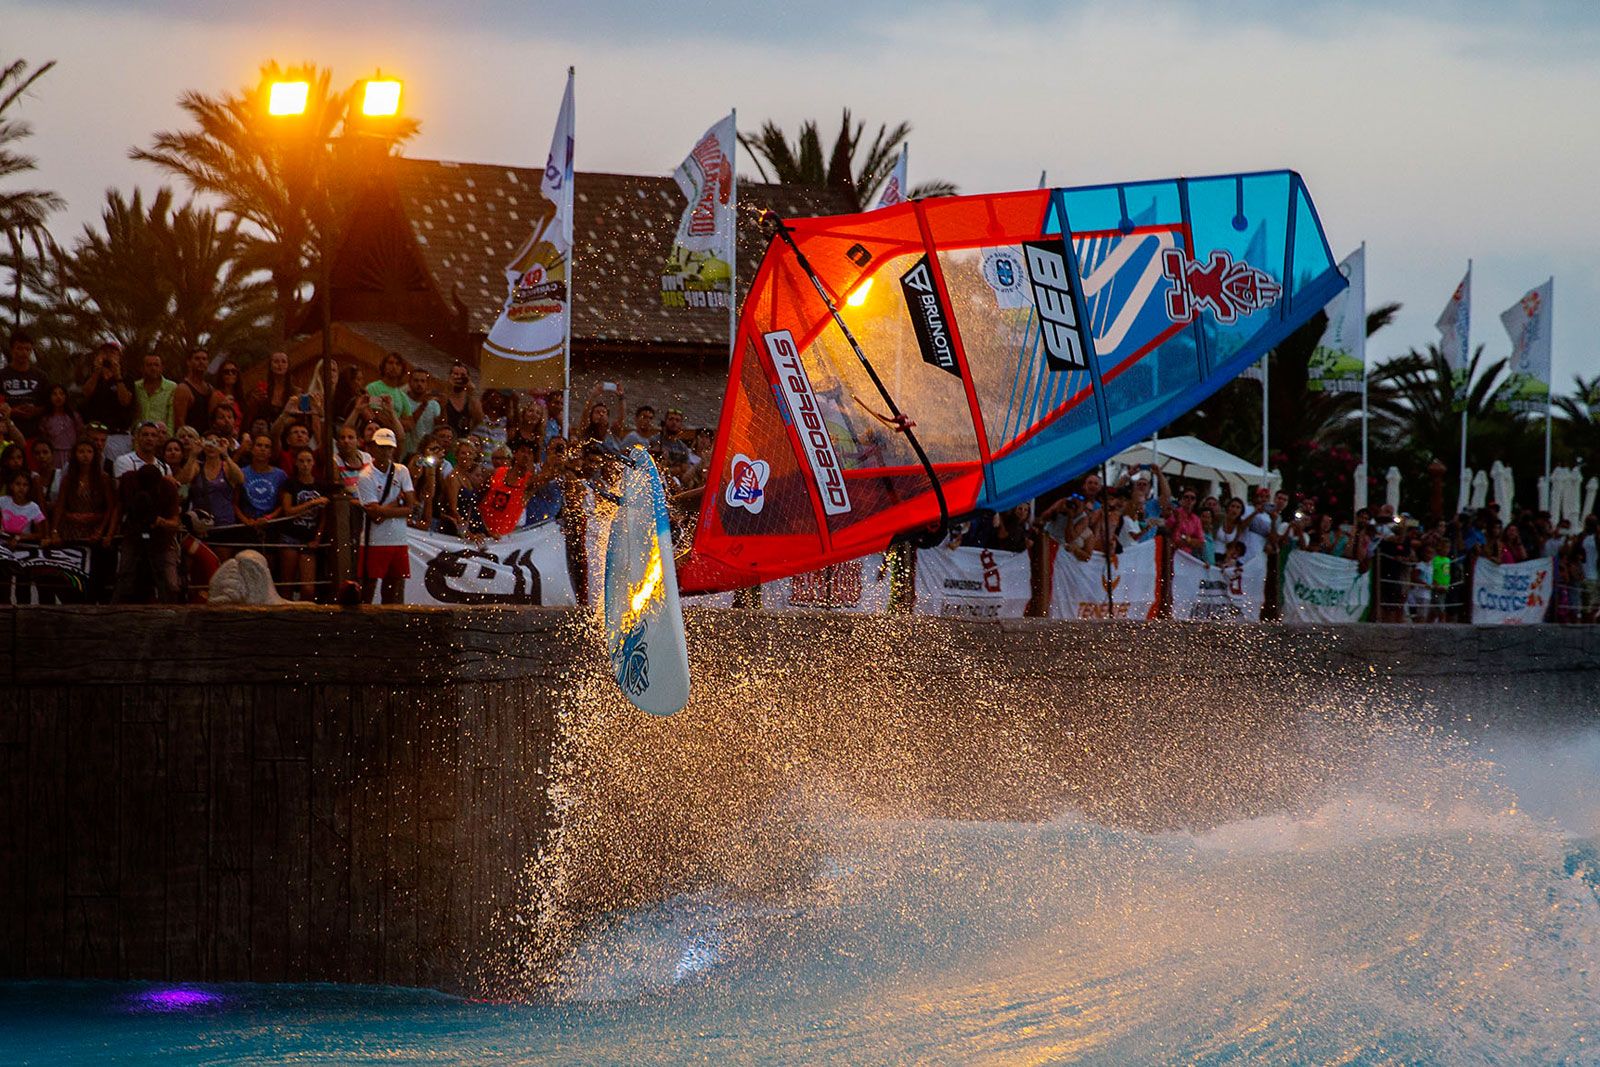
<box><xmin>875</xmin><ymin>145</ymin><xmax>908</xmax><ymax>209</ymax></box>
<box><xmin>481</xmin><ymin>68</ymin><xmax>575</xmax><ymax>393</ymax></box>
<box><xmin>1436</xmin><ymin>266</ymin><xmax>1472</xmax><ymax>403</ymax></box>
<box><xmin>662</xmin><ymin>112</ymin><xmax>737</xmax><ymax>311</ymax></box>
<box><xmin>1498</xmin><ymin>279</ymin><xmax>1553</xmax><ymax>415</ymax></box>
<box><xmin>1307</xmin><ymin>247</ymin><xmax>1366</xmax><ymax>393</ymax></box>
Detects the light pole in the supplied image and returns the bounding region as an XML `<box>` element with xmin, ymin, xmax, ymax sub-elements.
<box><xmin>264</xmin><ymin>73</ymin><xmax>404</xmax><ymax>596</ymax></box>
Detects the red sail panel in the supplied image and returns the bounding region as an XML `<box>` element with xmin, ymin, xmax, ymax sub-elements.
<box><xmin>677</xmin><ymin>200</ymin><xmax>1017</xmax><ymax>593</ymax></box>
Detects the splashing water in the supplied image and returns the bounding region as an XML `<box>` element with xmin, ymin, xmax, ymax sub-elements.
<box><xmin>4</xmin><ymin>620</ymin><xmax>1599</xmax><ymax>1065</ymax></box>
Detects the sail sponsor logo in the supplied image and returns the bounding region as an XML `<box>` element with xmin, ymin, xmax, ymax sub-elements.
<box><xmin>899</xmin><ymin>257</ymin><xmax>961</xmax><ymax>378</ymax></box>
<box><xmin>1022</xmin><ymin>241</ymin><xmax>1088</xmax><ymax>370</ymax></box>
<box><xmin>762</xmin><ymin>330</ymin><xmax>853</xmax><ymax>516</ymax></box>
<box><xmin>724</xmin><ymin>453</ymin><xmax>769</xmax><ymax>514</ymax></box>
<box><xmin>1161</xmin><ymin>248</ymin><xmax>1282</xmax><ymax>325</ymax></box>
<box><xmin>980</xmin><ymin>249</ymin><xmax>1030</xmax><ymax>308</ymax></box>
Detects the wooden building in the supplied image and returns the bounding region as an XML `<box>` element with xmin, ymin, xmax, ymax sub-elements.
<box><xmin>273</xmin><ymin>157</ymin><xmax>851</xmax><ymax>429</ymax></box>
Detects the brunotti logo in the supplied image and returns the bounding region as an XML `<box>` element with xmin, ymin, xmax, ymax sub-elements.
<box><xmin>899</xmin><ymin>257</ymin><xmax>961</xmax><ymax>378</ymax></box>
<box><xmin>763</xmin><ymin>330</ymin><xmax>852</xmax><ymax>516</ymax></box>
<box><xmin>724</xmin><ymin>452</ymin><xmax>770</xmax><ymax>514</ymax></box>
<box><xmin>1022</xmin><ymin>240</ymin><xmax>1088</xmax><ymax>370</ymax></box>
<box><xmin>1161</xmin><ymin>248</ymin><xmax>1282</xmax><ymax>325</ymax></box>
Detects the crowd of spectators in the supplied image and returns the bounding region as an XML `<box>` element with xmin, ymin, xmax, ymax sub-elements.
<box><xmin>0</xmin><ymin>331</ymin><xmax>719</xmax><ymax>605</ymax></box>
<box><xmin>960</xmin><ymin>464</ymin><xmax>1600</xmax><ymax>624</ymax></box>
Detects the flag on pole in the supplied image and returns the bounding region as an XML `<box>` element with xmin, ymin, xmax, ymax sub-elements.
<box><xmin>1435</xmin><ymin>266</ymin><xmax>1471</xmax><ymax>403</ymax></box>
<box><xmin>1307</xmin><ymin>247</ymin><xmax>1366</xmax><ymax>393</ymax></box>
<box><xmin>875</xmin><ymin>145</ymin><xmax>908</xmax><ymax>208</ymax></box>
<box><xmin>480</xmin><ymin>68</ymin><xmax>575</xmax><ymax>392</ymax></box>
<box><xmin>1498</xmin><ymin>279</ymin><xmax>1553</xmax><ymax>415</ymax></box>
<box><xmin>662</xmin><ymin>112</ymin><xmax>737</xmax><ymax>311</ymax></box>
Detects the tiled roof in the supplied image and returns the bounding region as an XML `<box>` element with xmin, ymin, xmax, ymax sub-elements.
<box><xmin>391</xmin><ymin>158</ymin><xmax>853</xmax><ymax>348</ymax></box>
<box><xmin>342</xmin><ymin>321</ymin><xmax>458</xmax><ymax>380</ymax></box>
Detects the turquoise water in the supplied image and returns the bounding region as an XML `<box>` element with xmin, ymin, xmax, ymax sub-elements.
<box><xmin>5</xmin><ymin>724</ymin><xmax>1600</xmax><ymax>1065</ymax></box>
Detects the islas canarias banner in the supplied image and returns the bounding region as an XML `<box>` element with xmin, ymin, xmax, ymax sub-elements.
<box><xmin>1307</xmin><ymin>247</ymin><xmax>1365</xmax><ymax>394</ymax></box>
<box><xmin>662</xmin><ymin>112</ymin><xmax>737</xmax><ymax>310</ymax></box>
<box><xmin>1498</xmin><ymin>279</ymin><xmax>1553</xmax><ymax>416</ymax></box>
<box><xmin>481</xmin><ymin>68</ymin><xmax>574</xmax><ymax>392</ymax></box>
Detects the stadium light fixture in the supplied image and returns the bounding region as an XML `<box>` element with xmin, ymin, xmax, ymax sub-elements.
<box><xmin>361</xmin><ymin>79</ymin><xmax>403</xmax><ymax>118</ymax></box>
<box><xmin>267</xmin><ymin>80</ymin><xmax>310</xmax><ymax>116</ymax></box>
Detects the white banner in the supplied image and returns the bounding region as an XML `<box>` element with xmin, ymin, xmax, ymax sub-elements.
<box><xmin>763</xmin><ymin>554</ymin><xmax>891</xmax><ymax>613</ymax></box>
<box><xmin>1281</xmin><ymin>549</ymin><xmax>1371</xmax><ymax>624</ymax></box>
<box><xmin>1435</xmin><ymin>265</ymin><xmax>1471</xmax><ymax>400</ymax></box>
<box><xmin>480</xmin><ymin>68</ymin><xmax>575</xmax><ymax>391</ymax></box>
<box><xmin>1307</xmin><ymin>246</ymin><xmax>1365</xmax><ymax>394</ymax></box>
<box><xmin>1498</xmin><ymin>278</ymin><xmax>1553</xmax><ymax>415</ymax></box>
<box><xmin>406</xmin><ymin>521</ymin><xmax>575</xmax><ymax>606</ymax></box>
<box><xmin>1471</xmin><ymin>556</ymin><xmax>1553</xmax><ymax>625</ymax></box>
<box><xmin>1170</xmin><ymin>550</ymin><xmax>1265</xmax><ymax>622</ymax></box>
<box><xmin>662</xmin><ymin>112</ymin><xmax>737</xmax><ymax>310</ymax></box>
<box><xmin>1049</xmin><ymin>538</ymin><xmax>1160</xmax><ymax>620</ymax></box>
<box><xmin>875</xmin><ymin>145</ymin><xmax>908</xmax><ymax>208</ymax></box>
<box><xmin>914</xmin><ymin>546</ymin><xmax>1031</xmax><ymax>620</ymax></box>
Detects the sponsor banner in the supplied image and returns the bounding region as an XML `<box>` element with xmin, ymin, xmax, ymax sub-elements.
<box><xmin>1281</xmin><ymin>549</ymin><xmax>1371</xmax><ymax>624</ymax></box>
<box><xmin>1161</xmin><ymin>248</ymin><xmax>1281</xmax><ymax>326</ymax></box>
<box><xmin>1471</xmin><ymin>557</ymin><xmax>1552</xmax><ymax>625</ymax></box>
<box><xmin>406</xmin><ymin>522</ymin><xmax>575</xmax><ymax>607</ymax></box>
<box><xmin>763</xmin><ymin>554</ymin><xmax>890</xmax><ymax>614</ymax></box>
<box><xmin>0</xmin><ymin>542</ymin><xmax>92</xmax><ymax>589</ymax></box>
<box><xmin>914</xmin><ymin>546</ymin><xmax>1031</xmax><ymax>620</ymax></box>
<box><xmin>1498</xmin><ymin>279</ymin><xmax>1553</xmax><ymax>415</ymax></box>
<box><xmin>1435</xmin><ymin>266</ymin><xmax>1471</xmax><ymax>402</ymax></box>
<box><xmin>1049</xmin><ymin>538</ymin><xmax>1160</xmax><ymax>620</ymax></box>
<box><xmin>662</xmin><ymin>112</ymin><xmax>737</xmax><ymax>311</ymax></box>
<box><xmin>763</xmin><ymin>329</ymin><xmax>852</xmax><ymax>516</ymax></box>
<box><xmin>1307</xmin><ymin>246</ymin><xmax>1366</xmax><ymax>394</ymax></box>
<box><xmin>1170</xmin><ymin>550</ymin><xmax>1265</xmax><ymax>622</ymax></box>
<box><xmin>875</xmin><ymin>145</ymin><xmax>908</xmax><ymax>209</ymax></box>
<box><xmin>899</xmin><ymin>256</ymin><xmax>960</xmax><ymax>377</ymax></box>
<box><xmin>481</xmin><ymin>68</ymin><xmax>575</xmax><ymax>391</ymax></box>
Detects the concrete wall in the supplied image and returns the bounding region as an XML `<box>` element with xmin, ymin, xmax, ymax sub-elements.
<box><xmin>1</xmin><ymin>607</ymin><xmax>1596</xmax><ymax>996</ymax></box>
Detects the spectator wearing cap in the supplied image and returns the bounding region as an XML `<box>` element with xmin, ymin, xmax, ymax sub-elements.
<box><xmin>111</xmin><ymin>421</ymin><xmax>172</xmax><ymax>479</ymax></box>
<box><xmin>356</xmin><ymin>427</ymin><xmax>416</xmax><ymax>604</ymax></box>
<box><xmin>0</xmin><ymin>331</ymin><xmax>47</xmax><ymax>438</ymax></box>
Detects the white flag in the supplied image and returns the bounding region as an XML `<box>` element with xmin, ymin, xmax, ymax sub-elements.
<box><xmin>875</xmin><ymin>145</ymin><xmax>908</xmax><ymax>208</ymax></box>
<box><xmin>1435</xmin><ymin>265</ymin><xmax>1471</xmax><ymax>398</ymax></box>
<box><xmin>481</xmin><ymin>68</ymin><xmax>575</xmax><ymax>392</ymax></box>
<box><xmin>1499</xmin><ymin>278</ymin><xmax>1553</xmax><ymax>415</ymax></box>
<box><xmin>1307</xmin><ymin>247</ymin><xmax>1365</xmax><ymax>394</ymax></box>
<box><xmin>662</xmin><ymin>112</ymin><xmax>737</xmax><ymax>311</ymax></box>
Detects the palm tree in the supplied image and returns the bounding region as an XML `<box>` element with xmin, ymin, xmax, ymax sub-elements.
<box><xmin>132</xmin><ymin>62</ymin><xmax>419</xmax><ymax>342</ymax></box>
<box><xmin>47</xmin><ymin>187</ymin><xmax>273</xmax><ymax>369</ymax></box>
<box><xmin>739</xmin><ymin>109</ymin><xmax>957</xmax><ymax>211</ymax></box>
<box><xmin>0</xmin><ymin>57</ymin><xmax>64</xmax><ymax>330</ymax></box>
<box><xmin>1553</xmin><ymin>373</ymin><xmax>1600</xmax><ymax>466</ymax></box>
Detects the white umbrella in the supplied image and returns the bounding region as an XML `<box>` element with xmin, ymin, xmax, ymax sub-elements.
<box><xmin>1469</xmin><ymin>470</ymin><xmax>1489</xmax><ymax>510</ymax></box>
<box><xmin>1456</xmin><ymin>467</ymin><xmax>1473</xmax><ymax>514</ymax></box>
<box><xmin>1492</xmin><ymin>462</ymin><xmax>1515</xmax><ymax>513</ymax></box>
<box><xmin>1385</xmin><ymin>466</ymin><xmax>1401</xmax><ymax>511</ymax></box>
<box><xmin>1582</xmin><ymin>477</ymin><xmax>1598</xmax><ymax>521</ymax></box>
<box><xmin>1111</xmin><ymin>435</ymin><xmax>1270</xmax><ymax>501</ymax></box>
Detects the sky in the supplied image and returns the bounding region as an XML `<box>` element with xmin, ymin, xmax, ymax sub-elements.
<box><xmin>6</xmin><ymin>0</ymin><xmax>1599</xmax><ymax>388</ymax></box>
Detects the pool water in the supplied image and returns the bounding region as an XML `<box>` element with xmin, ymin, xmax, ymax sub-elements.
<box><xmin>5</xmin><ymin>723</ymin><xmax>1600</xmax><ymax>1065</ymax></box>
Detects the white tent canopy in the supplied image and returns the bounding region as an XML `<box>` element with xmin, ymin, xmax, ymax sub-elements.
<box><xmin>1110</xmin><ymin>436</ymin><xmax>1278</xmax><ymax>501</ymax></box>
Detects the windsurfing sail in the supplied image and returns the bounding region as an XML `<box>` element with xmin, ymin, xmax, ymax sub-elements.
<box><xmin>677</xmin><ymin>170</ymin><xmax>1346</xmax><ymax>594</ymax></box>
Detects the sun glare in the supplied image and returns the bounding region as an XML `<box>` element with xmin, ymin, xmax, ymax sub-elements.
<box><xmin>846</xmin><ymin>277</ymin><xmax>873</xmax><ymax>307</ymax></box>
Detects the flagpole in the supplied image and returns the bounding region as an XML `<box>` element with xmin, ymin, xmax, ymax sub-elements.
<box><xmin>562</xmin><ymin>65</ymin><xmax>575</xmax><ymax>437</ymax></box>
<box><xmin>1457</xmin><ymin>258</ymin><xmax>1471</xmax><ymax>494</ymax></box>
<box><xmin>1544</xmin><ymin>276</ymin><xmax>1554</xmax><ymax>490</ymax></box>
<box><xmin>1358</xmin><ymin>242</ymin><xmax>1369</xmax><ymax>513</ymax></box>
<box><xmin>1261</xmin><ymin>354</ymin><xmax>1269</xmax><ymax>479</ymax></box>
<box><xmin>727</xmin><ymin>107</ymin><xmax>738</xmax><ymax>366</ymax></box>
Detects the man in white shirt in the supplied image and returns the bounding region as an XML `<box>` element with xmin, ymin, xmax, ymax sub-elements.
<box><xmin>356</xmin><ymin>428</ymin><xmax>417</xmax><ymax>604</ymax></box>
<box><xmin>1580</xmin><ymin>516</ymin><xmax>1599</xmax><ymax>624</ymax></box>
<box><xmin>111</xmin><ymin>421</ymin><xmax>172</xmax><ymax>479</ymax></box>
